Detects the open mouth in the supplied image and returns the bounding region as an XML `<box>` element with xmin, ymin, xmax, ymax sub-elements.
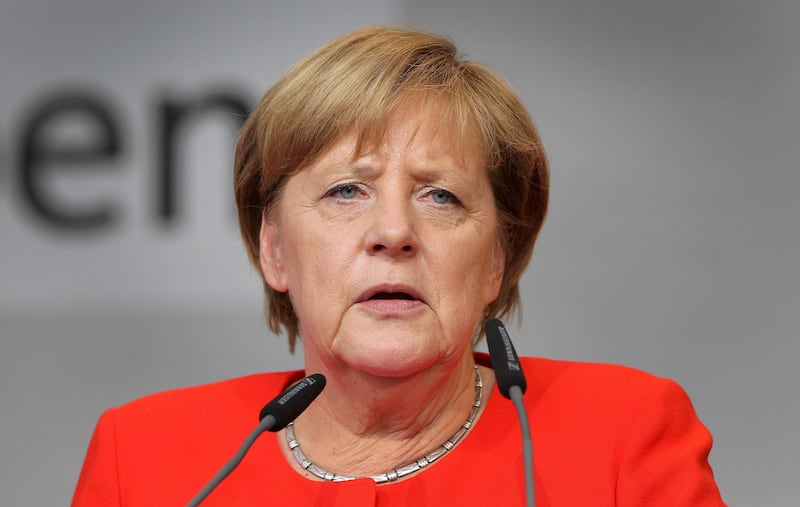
<box><xmin>368</xmin><ymin>291</ymin><xmax>416</xmax><ymax>301</ymax></box>
<box><xmin>358</xmin><ymin>285</ymin><xmax>424</xmax><ymax>305</ymax></box>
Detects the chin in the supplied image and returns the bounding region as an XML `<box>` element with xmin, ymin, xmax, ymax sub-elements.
<box><xmin>337</xmin><ymin>342</ymin><xmax>440</xmax><ymax>379</ymax></box>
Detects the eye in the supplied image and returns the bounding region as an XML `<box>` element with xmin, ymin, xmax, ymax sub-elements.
<box><xmin>427</xmin><ymin>188</ymin><xmax>461</xmax><ymax>206</ymax></box>
<box><xmin>326</xmin><ymin>183</ymin><xmax>361</xmax><ymax>200</ymax></box>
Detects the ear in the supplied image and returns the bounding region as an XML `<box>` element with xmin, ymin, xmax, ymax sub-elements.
<box><xmin>483</xmin><ymin>240</ymin><xmax>506</xmax><ymax>304</ymax></box>
<box><xmin>259</xmin><ymin>214</ymin><xmax>289</xmax><ymax>293</ymax></box>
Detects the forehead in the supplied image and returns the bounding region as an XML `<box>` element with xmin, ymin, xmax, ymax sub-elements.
<box><xmin>331</xmin><ymin>97</ymin><xmax>487</xmax><ymax>171</ymax></box>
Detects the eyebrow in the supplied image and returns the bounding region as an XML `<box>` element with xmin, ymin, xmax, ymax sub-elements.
<box><xmin>347</xmin><ymin>163</ymin><xmax>382</xmax><ymax>179</ymax></box>
<box><xmin>411</xmin><ymin>168</ymin><xmax>450</xmax><ymax>185</ymax></box>
<box><xmin>324</xmin><ymin>149</ymin><xmax>470</xmax><ymax>183</ymax></box>
<box><xmin>350</xmin><ymin>164</ymin><xmax>461</xmax><ymax>185</ymax></box>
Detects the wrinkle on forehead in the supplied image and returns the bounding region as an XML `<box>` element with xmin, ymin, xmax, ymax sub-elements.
<box><xmin>348</xmin><ymin>95</ymin><xmax>487</xmax><ymax>173</ymax></box>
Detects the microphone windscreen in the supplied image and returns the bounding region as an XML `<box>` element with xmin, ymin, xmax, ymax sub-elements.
<box><xmin>485</xmin><ymin>318</ymin><xmax>527</xmax><ymax>398</ymax></box>
<box><xmin>259</xmin><ymin>373</ymin><xmax>326</xmax><ymax>431</ymax></box>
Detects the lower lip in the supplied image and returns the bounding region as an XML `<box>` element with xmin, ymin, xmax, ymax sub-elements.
<box><xmin>357</xmin><ymin>299</ymin><xmax>424</xmax><ymax>314</ymax></box>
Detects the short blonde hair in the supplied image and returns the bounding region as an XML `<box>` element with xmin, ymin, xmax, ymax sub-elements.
<box><xmin>234</xmin><ymin>26</ymin><xmax>549</xmax><ymax>352</ymax></box>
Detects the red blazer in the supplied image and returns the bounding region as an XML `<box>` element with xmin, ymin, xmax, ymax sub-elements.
<box><xmin>72</xmin><ymin>353</ymin><xmax>725</xmax><ymax>506</ymax></box>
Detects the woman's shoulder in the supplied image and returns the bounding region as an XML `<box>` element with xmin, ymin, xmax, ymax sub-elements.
<box><xmin>520</xmin><ymin>355</ymin><xmax>690</xmax><ymax>404</ymax></box>
<box><xmin>476</xmin><ymin>351</ymin><xmax>691</xmax><ymax>408</ymax></box>
<box><xmin>522</xmin><ymin>355</ymin><xmax>672</xmax><ymax>385</ymax></box>
<box><xmin>478</xmin><ymin>351</ymin><xmax>676</xmax><ymax>388</ymax></box>
<box><xmin>508</xmin><ymin>356</ymin><xmax>705</xmax><ymax>440</ymax></box>
<box><xmin>75</xmin><ymin>370</ymin><xmax>308</xmax><ymax>505</ymax></box>
<box><xmin>105</xmin><ymin>369</ymin><xmax>306</xmax><ymax>429</ymax></box>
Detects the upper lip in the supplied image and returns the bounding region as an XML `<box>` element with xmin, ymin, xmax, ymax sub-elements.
<box><xmin>356</xmin><ymin>283</ymin><xmax>424</xmax><ymax>303</ymax></box>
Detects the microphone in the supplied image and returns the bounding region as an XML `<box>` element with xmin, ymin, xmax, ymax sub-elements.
<box><xmin>259</xmin><ymin>373</ymin><xmax>327</xmax><ymax>431</ymax></box>
<box><xmin>186</xmin><ymin>373</ymin><xmax>326</xmax><ymax>507</ymax></box>
<box><xmin>485</xmin><ymin>318</ymin><xmax>535</xmax><ymax>507</ymax></box>
<box><xmin>485</xmin><ymin>318</ymin><xmax>527</xmax><ymax>398</ymax></box>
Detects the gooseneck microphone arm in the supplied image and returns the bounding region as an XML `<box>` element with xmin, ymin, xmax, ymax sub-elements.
<box><xmin>485</xmin><ymin>318</ymin><xmax>535</xmax><ymax>507</ymax></box>
<box><xmin>186</xmin><ymin>373</ymin><xmax>326</xmax><ymax>507</ymax></box>
<box><xmin>507</xmin><ymin>384</ymin><xmax>534</xmax><ymax>507</ymax></box>
<box><xmin>186</xmin><ymin>413</ymin><xmax>278</xmax><ymax>507</ymax></box>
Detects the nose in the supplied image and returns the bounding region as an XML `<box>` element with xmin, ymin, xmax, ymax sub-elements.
<box><xmin>364</xmin><ymin>194</ymin><xmax>419</xmax><ymax>258</ymax></box>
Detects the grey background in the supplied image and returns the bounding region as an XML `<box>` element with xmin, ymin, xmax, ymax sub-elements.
<box><xmin>2</xmin><ymin>1</ymin><xmax>798</xmax><ymax>505</ymax></box>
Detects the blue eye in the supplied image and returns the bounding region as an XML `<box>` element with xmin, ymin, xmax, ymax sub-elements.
<box><xmin>328</xmin><ymin>184</ymin><xmax>360</xmax><ymax>199</ymax></box>
<box><xmin>430</xmin><ymin>189</ymin><xmax>459</xmax><ymax>205</ymax></box>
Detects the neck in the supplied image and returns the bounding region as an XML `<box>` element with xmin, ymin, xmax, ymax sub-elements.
<box><xmin>285</xmin><ymin>354</ymin><xmax>487</xmax><ymax>478</ymax></box>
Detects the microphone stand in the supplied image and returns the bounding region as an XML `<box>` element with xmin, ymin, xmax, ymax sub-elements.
<box><xmin>186</xmin><ymin>415</ymin><xmax>277</xmax><ymax>507</ymax></box>
<box><xmin>509</xmin><ymin>385</ymin><xmax>534</xmax><ymax>507</ymax></box>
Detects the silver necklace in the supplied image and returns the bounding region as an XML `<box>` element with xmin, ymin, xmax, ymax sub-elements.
<box><xmin>285</xmin><ymin>366</ymin><xmax>483</xmax><ymax>483</ymax></box>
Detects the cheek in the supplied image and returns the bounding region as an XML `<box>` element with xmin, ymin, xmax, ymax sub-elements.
<box><xmin>435</xmin><ymin>237</ymin><xmax>498</xmax><ymax>309</ymax></box>
<box><xmin>483</xmin><ymin>247</ymin><xmax>505</xmax><ymax>304</ymax></box>
<box><xmin>283</xmin><ymin>227</ymin><xmax>354</xmax><ymax>309</ymax></box>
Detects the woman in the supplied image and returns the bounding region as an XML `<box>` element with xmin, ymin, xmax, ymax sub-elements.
<box><xmin>73</xmin><ymin>27</ymin><xmax>725</xmax><ymax>505</ymax></box>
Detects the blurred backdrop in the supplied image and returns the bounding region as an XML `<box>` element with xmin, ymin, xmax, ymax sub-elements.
<box><xmin>2</xmin><ymin>0</ymin><xmax>798</xmax><ymax>505</ymax></box>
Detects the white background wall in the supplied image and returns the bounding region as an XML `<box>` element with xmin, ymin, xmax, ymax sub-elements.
<box><xmin>2</xmin><ymin>1</ymin><xmax>798</xmax><ymax>505</ymax></box>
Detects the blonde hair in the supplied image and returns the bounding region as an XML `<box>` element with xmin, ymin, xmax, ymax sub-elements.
<box><xmin>234</xmin><ymin>26</ymin><xmax>549</xmax><ymax>352</ymax></box>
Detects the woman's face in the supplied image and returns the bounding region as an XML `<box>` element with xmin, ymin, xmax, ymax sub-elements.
<box><xmin>260</xmin><ymin>103</ymin><xmax>504</xmax><ymax>378</ymax></box>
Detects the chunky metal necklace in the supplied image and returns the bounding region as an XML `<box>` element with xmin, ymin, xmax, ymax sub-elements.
<box><xmin>285</xmin><ymin>366</ymin><xmax>483</xmax><ymax>483</ymax></box>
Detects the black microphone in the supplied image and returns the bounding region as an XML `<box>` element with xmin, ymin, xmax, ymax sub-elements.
<box><xmin>485</xmin><ymin>318</ymin><xmax>535</xmax><ymax>507</ymax></box>
<box><xmin>186</xmin><ymin>373</ymin><xmax>326</xmax><ymax>507</ymax></box>
<box><xmin>259</xmin><ymin>373</ymin><xmax>327</xmax><ymax>431</ymax></box>
<box><xmin>485</xmin><ymin>318</ymin><xmax>527</xmax><ymax>398</ymax></box>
